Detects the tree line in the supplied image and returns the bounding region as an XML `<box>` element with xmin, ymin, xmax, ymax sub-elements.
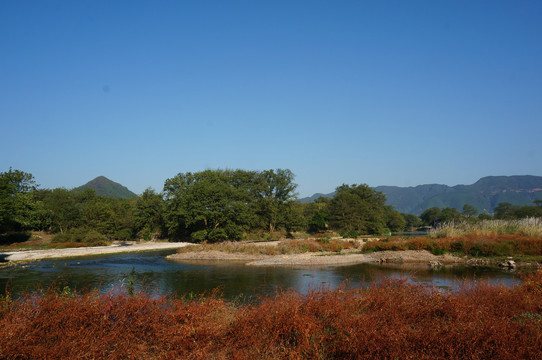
<box><xmin>2</xmin><ymin>168</ymin><xmax>541</xmax><ymax>244</ymax></box>
<box><xmin>418</xmin><ymin>201</ymin><xmax>542</xmax><ymax>227</ymax></box>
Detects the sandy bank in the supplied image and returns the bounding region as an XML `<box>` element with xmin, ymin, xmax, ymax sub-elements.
<box><xmin>167</xmin><ymin>250</ymin><xmax>465</xmax><ymax>267</ymax></box>
<box><xmin>1</xmin><ymin>242</ymin><xmax>193</xmax><ymax>262</ymax></box>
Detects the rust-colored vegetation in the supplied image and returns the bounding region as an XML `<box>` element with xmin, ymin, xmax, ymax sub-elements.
<box><xmin>1</xmin><ymin>272</ymin><xmax>542</xmax><ymax>359</ymax></box>
<box><xmin>363</xmin><ymin>234</ymin><xmax>542</xmax><ymax>257</ymax></box>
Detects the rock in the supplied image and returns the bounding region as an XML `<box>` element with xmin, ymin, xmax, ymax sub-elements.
<box><xmin>467</xmin><ymin>258</ymin><xmax>490</xmax><ymax>265</ymax></box>
<box><xmin>429</xmin><ymin>260</ymin><xmax>442</xmax><ymax>268</ymax></box>
<box><xmin>499</xmin><ymin>260</ymin><xmax>517</xmax><ymax>269</ymax></box>
<box><xmin>378</xmin><ymin>257</ymin><xmax>403</xmax><ymax>264</ymax></box>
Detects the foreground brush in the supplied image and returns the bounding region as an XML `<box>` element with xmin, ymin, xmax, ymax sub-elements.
<box><xmin>1</xmin><ymin>272</ymin><xmax>541</xmax><ymax>359</ymax></box>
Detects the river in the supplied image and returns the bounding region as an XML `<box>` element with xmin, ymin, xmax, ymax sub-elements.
<box><xmin>0</xmin><ymin>249</ymin><xmax>527</xmax><ymax>300</ymax></box>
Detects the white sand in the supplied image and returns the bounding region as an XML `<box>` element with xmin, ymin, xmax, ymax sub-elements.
<box><xmin>2</xmin><ymin>242</ymin><xmax>192</xmax><ymax>262</ymax></box>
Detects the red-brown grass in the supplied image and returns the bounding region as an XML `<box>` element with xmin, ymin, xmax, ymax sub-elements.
<box><xmin>364</xmin><ymin>234</ymin><xmax>542</xmax><ymax>257</ymax></box>
<box><xmin>1</xmin><ymin>272</ymin><xmax>542</xmax><ymax>359</ymax></box>
<box><xmin>46</xmin><ymin>242</ymin><xmax>90</xmax><ymax>249</ymax></box>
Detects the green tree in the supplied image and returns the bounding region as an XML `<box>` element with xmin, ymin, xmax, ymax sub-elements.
<box><xmin>42</xmin><ymin>188</ymin><xmax>82</xmax><ymax>233</ymax></box>
<box><xmin>0</xmin><ymin>168</ymin><xmax>38</xmax><ymax>233</ymax></box>
<box><xmin>462</xmin><ymin>204</ymin><xmax>478</xmax><ymax>218</ymax></box>
<box><xmin>515</xmin><ymin>206</ymin><xmax>542</xmax><ymax>218</ymax></box>
<box><xmin>420</xmin><ymin>207</ymin><xmax>441</xmax><ymax>226</ymax></box>
<box><xmin>328</xmin><ymin>184</ymin><xmax>387</xmax><ymax>234</ymax></box>
<box><xmin>255</xmin><ymin>169</ymin><xmax>298</xmax><ymax>232</ymax></box>
<box><xmin>478</xmin><ymin>213</ymin><xmax>493</xmax><ymax>220</ymax></box>
<box><xmin>80</xmin><ymin>195</ymin><xmax>134</xmax><ymax>240</ymax></box>
<box><xmin>494</xmin><ymin>202</ymin><xmax>520</xmax><ymax>219</ymax></box>
<box><xmin>282</xmin><ymin>201</ymin><xmax>307</xmax><ymax>234</ymax></box>
<box><xmin>401</xmin><ymin>213</ymin><xmax>421</xmax><ymax>230</ymax></box>
<box><xmin>384</xmin><ymin>206</ymin><xmax>406</xmax><ymax>232</ymax></box>
<box><xmin>163</xmin><ymin>169</ymin><xmax>258</xmax><ymax>241</ymax></box>
<box><xmin>440</xmin><ymin>207</ymin><xmax>461</xmax><ymax>223</ymax></box>
<box><xmin>308</xmin><ymin>208</ymin><xmax>330</xmax><ymax>232</ymax></box>
<box><xmin>134</xmin><ymin>188</ymin><xmax>165</xmax><ymax>240</ymax></box>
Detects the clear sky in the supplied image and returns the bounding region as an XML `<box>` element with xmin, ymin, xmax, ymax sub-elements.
<box><xmin>2</xmin><ymin>1</ymin><xmax>541</xmax><ymax>197</ymax></box>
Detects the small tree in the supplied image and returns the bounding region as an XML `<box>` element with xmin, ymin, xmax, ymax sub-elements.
<box><xmin>494</xmin><ymin>202</ymin><xmax>519</xmax><ymax>219</ymax></box>
<box><xmin>134</xmin><ymin>188</ymin><xmax>165</xmax><ymax>240</ymax></box>
<box><xmin>328</xmin><ymin>184</ymin><xmax>387</xmax><ymax>234</ymax></box>
<box><xmin>420</xmin><ymin>207</ymin><xmax>441</xmax><ymax>227</ymax></box>
<box><xmin>462</xmin><ymin>204</ymin><xmax>478</xmax><ymax>218</ymax></box>
<box><xmin>0</xmin><ymin>168</ymin><xmax>38</xmax><ymax>233</ymax></box>
<box><xmin>402</xmin><ymin>213</ymin><xmax>421</xmax><ymax>230</ymax></box>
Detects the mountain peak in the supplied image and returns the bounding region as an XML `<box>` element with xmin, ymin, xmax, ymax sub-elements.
<box><xmin>77</xmin><ymin>176</ymin><xmax>137</xmax><ymax>199</ymax></box>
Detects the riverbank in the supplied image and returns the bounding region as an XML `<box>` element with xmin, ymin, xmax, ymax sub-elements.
<box><xmin>1</xmin><ymin>241</ymin><xmax>192</xmax><ymax>262</ymax></box>
<box><xmin>167</xmin><ymin>239</ymin><xmax>542</xmax><ymax>268</ymax></box>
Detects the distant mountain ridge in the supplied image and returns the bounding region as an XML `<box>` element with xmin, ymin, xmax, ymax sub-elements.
<box><xmin>300</xmin><ymin>175</ymin><xmax>542</xmax><ymax>215</ymax></box>
<box><xmin>76</xmin><ymin>176</ymin><xmax>137</xmax><ymax>199</ymax></box>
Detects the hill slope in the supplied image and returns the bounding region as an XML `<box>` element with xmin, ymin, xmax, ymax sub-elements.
<box><xmin>300</xmin><ymin>176</ymin><xmax>542</xmax><ymax>215</ymax></box>
<box><xmin>76</xmin><ymin>176</ymin><xmax>137</xmax><ymax>199</ymax></box>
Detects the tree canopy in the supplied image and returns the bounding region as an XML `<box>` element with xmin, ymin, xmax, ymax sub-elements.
<box><xmin>0</xmin><ymin>168</ymin><xmax>37</xmax><ymax>233</ymax></box>
<box><xmin>9</xmin><ymin>167</ymin><xmax>541</xmax><ymax>244</ymax></box>
<box><xmin>163</xmin><ymin>169</ymin><xmax>299</xmax><ymax>241</ymax></box>
<box><xmin>328</xmin><ymin>184</ymin><xmax>389</xmax><ymax>234</ymax></box>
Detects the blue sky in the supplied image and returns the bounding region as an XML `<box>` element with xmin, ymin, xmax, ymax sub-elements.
<box><xmin>1</xmin><ymin>1</ymin><xmax>541</xmax><ymax>197</ymax></box>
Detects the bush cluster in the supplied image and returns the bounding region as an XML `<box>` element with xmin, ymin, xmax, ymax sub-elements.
<box><xmin>1</xmin><ymin>272</ymin><xmax>542</xmax><ymax>359</ymax></box>
<box><xmin>52</xmin><ymin>228</ymin><xmax>111</xmax><ymax>247</ymax></box>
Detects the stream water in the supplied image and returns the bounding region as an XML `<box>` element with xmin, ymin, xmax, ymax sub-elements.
<box><xmin>0</xmin><ymin>250</ymin><xmax>528</xmax><ymax>300</ymax></box>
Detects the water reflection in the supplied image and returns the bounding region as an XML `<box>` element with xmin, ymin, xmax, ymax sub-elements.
<box><xmin>0</xmin><ymin>250</ymin><xmax>527</xmax><ymax>300</ymax></box>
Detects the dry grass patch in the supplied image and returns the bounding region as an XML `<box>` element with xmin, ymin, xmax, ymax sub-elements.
<box><xmin>177</xmin><ymin>238</ymin><xmax>360</xmax><ymax>256</ymax></box>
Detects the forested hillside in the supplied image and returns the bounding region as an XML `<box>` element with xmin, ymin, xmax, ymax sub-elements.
<box><xmin>301</xmin><ymin>176</ymin><xmax>542</xmax><ymax>215</ymax></box>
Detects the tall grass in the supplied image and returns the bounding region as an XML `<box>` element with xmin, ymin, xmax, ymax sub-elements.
<box><xmin>363</xmin><ymin>234</ymin><xmax>542</xmax><ymax>257</ymax></box>
<box><xmin>430</xmin><ymin>218</ymin><xmax>542</xmax><ymax>238</ymax></box>
<box><xmin>361</xmin><ymin>218</ymin><xmax>542</xmax><ymax>257</ymax></box>
<box><xmin>1</xmin><ymin>273</ymin><xmax>542</xmax><ymax>359</ymax></box>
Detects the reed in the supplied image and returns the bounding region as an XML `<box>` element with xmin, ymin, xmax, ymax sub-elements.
<box><xmin>430</xmin><ymin>218</ymin><xmax>542</xmax><ymax>238</ymax></box>
<box><xmin>363</xmin><ymin>234</ymin><xmax>542</xmax><ymax>257</ymax></box>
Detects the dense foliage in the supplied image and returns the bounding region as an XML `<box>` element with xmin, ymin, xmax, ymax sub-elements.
<box><xmin>163</xmin><ymin>169</ymin><xmax>301</xmax><ymax>241</ymax></box>
<box><xmin>2</xmin><ymin>168</ymin><xmax>541</xmax><ymax>244</ymax></box>
<box><xmin>1</xmin><ymin>272</ymin><xmax>541</xmax><ymax>359</ymax></box>
<box><xmin>0</xmin><ymin>168</ymin><xmax>37</xmax><ymax>233</ymax></box>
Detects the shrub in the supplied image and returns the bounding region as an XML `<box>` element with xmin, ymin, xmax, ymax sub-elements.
<box><xmin>2</xmin><ymin>272</ymin><xmax>542</xmax><ymax>359</ymax></box>
<box><xmin>190</xmin><ymin>230</ymin><xmax>207</xmax><ymax>242</ymax></box>
<box><xmin>114</xmin><ymin>228</ymin><xmax>134</xmax><ymax>241</ymax></box>
<box><xmin>207</xmin><ymin>228</ymin><xmax>228</xmax><ymax>242</ymax></box>
<box><xmin>51</xmin><ymin>228</ymin><xmax>110</xmax><ymax>247</ymax></box>
<box><xmin>83</xmin><ymin>230</ymin><xmax>109</xmax><ymax>246</ymax></box>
